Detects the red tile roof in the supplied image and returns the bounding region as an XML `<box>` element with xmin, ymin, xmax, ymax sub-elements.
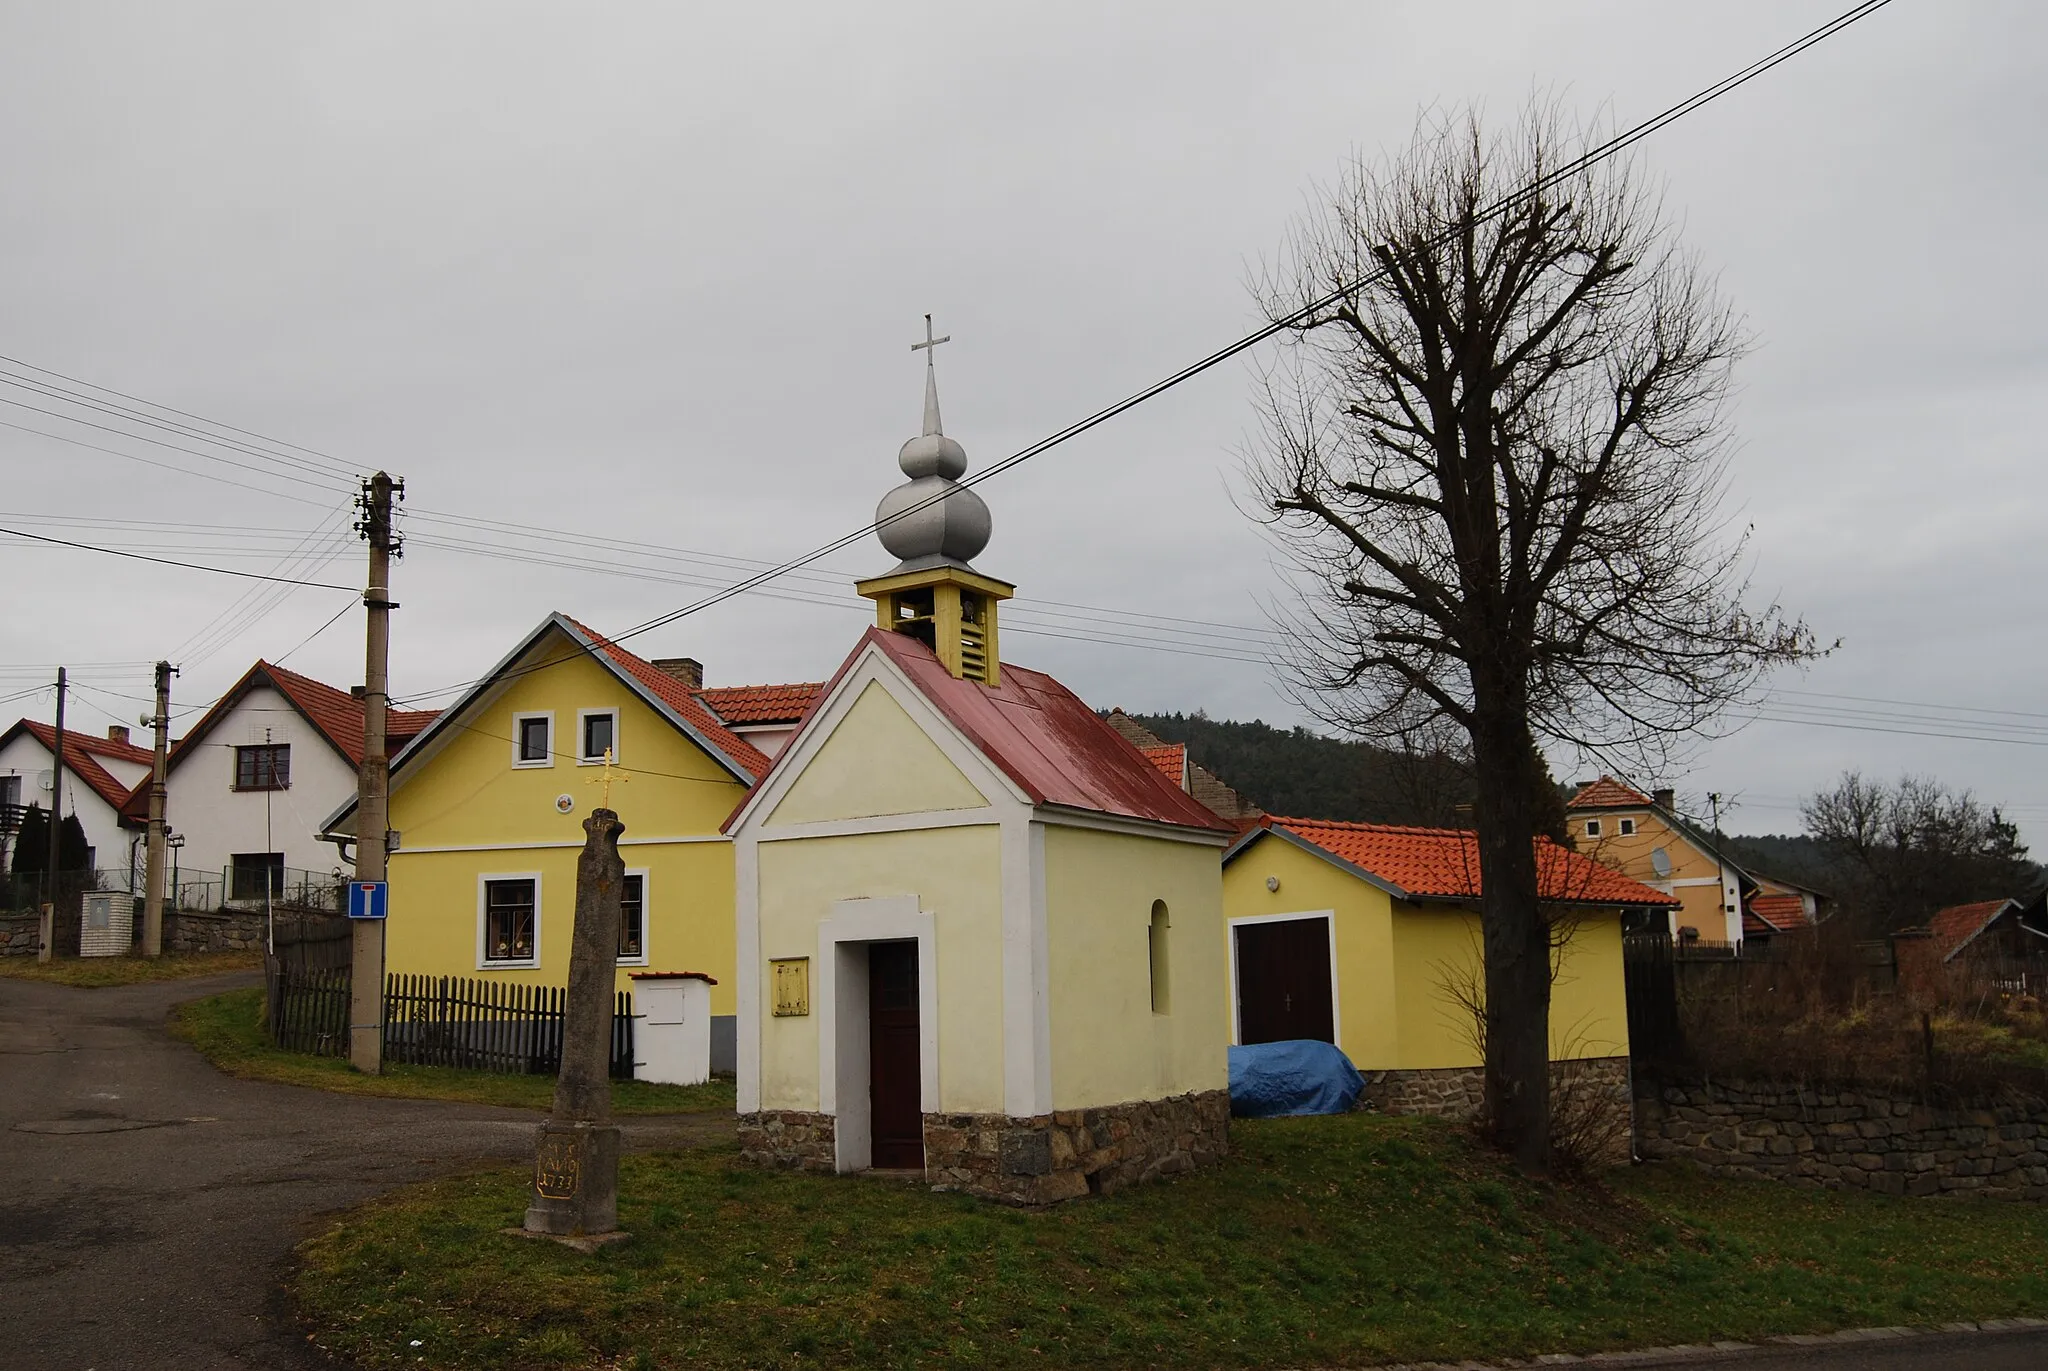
<box><xmin>1140</xmin><ymin>742</ymin><xmax>1187</xmax><ymax>788</ymax></box>
<box><xmin>1241</xmin><ymin>815</ymin><xmax>1679</xmax><ymax>906</ymax></box>
<box><xmin>116</xmin><ymin>662</ymin><xmax>440</xmax><ymax>823</ymax></box>
<box><xmin>565</xmin><ymin>620</ymin><xmax>772</xmax><ymax>780</ymax></box>
<box><xmin>5</xmin><ymin>720</ymin><xmax>148</xmax><ymax>811</ymax></box>
<box><xmin>732</xmin><ymin>628</ymin><xmax>1234</xmax><ymax>834</ymax></box>
<box><xmin>1568</xmin><ymin>776</ymin><xmax>1655</xmax><ymax>810</ymax></box>
<box><xmin>1745</xmin><ymin>893</ymin><xmax>1811</xmax><ymax>935</ymax></box>
<box><xmin>1928</xmin><ymin>899</ymin><xmax>2017</xmax><ymax>962</ymax></box>
<box><xmin>698</xmin><ymin>682</ymin><xmax>824</xmax><ymax>727</ymax></box>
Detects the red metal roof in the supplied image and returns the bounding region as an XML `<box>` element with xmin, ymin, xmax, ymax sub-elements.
<box><xmin>731</xmin><ymin>628</ymin><xmax>1234</xmax><ymax>834</ymax></box>
<box><xmin>698</xmin><ymin>682</ymin><xmax>824</xmax><ymax>727</ymax></box>
<box><xmin>565</xmin><ymin>620</ymin><xmax>772</xmax><ymax>780</ymax></box>
<box><xmin>1928</xmin><ymin>899</ymin><xmax>2017</xmax><ymax>961</ymax></box>
<box><xmin>1242</xmin><ymin>815</ymin><xmax>1679</xmax><ymax>906</ymax></box>
<box><xmin>1140</xmin><ymin>742</ymin><xmax>1187</xmax><ymax>788</ymax></box>
<box><xmin>6</xmin><ymin>720</ymin><xmax>146</xmax><ymax>811</ymax></box>
<box><xmin>1568</xmin><ymin>776</ymin><xmax>1655</xmax><ymax>810</ymax></box>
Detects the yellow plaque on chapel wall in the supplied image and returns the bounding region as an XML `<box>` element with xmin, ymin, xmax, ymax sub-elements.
<box><xmin>770</xmin><ymin>958</ymin><xmax>810</xmax><ymax>1017</ymax></box>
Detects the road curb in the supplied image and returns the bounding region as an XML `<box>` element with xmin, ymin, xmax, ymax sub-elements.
<box><xmin>1372</xmin><ymin>1315</ymin><xmax>2048</xmax><ymax>1368</ymax></box>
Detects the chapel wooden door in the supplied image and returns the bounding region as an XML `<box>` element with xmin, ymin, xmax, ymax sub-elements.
<box><xmin>1235</xmin><ymin>917</ymin><xmax>1336</xmax><ymax>1045</ymax></box>
<box><xmin>868</xmin><ymin>940</ymin><xmax>925</xmax><ymax>1170</ymax></box>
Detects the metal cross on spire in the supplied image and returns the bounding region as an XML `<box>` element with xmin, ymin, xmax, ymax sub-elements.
<box><xmin>910</xmin><ymin>313</ymin><xmax>951</xmax><ymax>437</ymax></box>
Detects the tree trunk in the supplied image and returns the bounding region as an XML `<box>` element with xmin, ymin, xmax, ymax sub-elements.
<box><xmin>1471</xmin><ymin>699</ymin><xmax>1552</xmax><ymax>1173</ymax></box>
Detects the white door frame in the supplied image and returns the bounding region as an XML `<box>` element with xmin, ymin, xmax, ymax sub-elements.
<box><xmin>816</xmin><ymin>895</ymin><xmax>938</xmax><ymax>1173</ymax></box>
<box><xmin>1226</xmin><ymin>909</ymin><xmax>1341</xmax><ymax>1048</ymax></box>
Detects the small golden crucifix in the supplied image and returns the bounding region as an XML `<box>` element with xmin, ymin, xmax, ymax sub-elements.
<box><xmin>586</xmin><ymin>746</ymin><xmax>629</xmax><ymax>809</ymax></box>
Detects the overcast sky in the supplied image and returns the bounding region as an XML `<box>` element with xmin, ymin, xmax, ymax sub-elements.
<box><xmin>3</xmin><ymin>1</ymin><xmax>2043</xmax><ymax>844</ymax></box>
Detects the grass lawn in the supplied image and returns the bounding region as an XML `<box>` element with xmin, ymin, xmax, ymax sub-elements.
<box><xmin>294</xmin><ymin>1114</ymin><xmax>2048</xmax><ymax>1371</ymax></box>
<box><xmin>173</xmin><ymin>986</ymin><xmax>734</xmax><ymax>1116</ymax></box>
<box><xmin>0</xmin><ymin>947</ymin><xmax>261</xmax><ymax>987</ymax></box>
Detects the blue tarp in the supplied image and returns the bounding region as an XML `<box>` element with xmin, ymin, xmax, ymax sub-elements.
<box><xmin>1228</xmin><ymin>1039</ymin><xmax>1365</xmax><ymax>1117</ymax></box>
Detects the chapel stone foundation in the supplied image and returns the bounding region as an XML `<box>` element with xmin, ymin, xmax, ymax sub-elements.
<box><xmin>738</xmin><ymin>1089</ymin><xmax>1232</xmax><ymax>1205</ymax></box>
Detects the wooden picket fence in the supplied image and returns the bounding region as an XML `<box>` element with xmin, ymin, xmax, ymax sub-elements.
<box><xmin>380</xmin><ymin>973</ymin><xmax>635</xmax><ymax>1079</ymax></box>
<box><xmin>263</xmin><ymin>953</ymin><xmax>636</xmax><ymax>1077</ymax></box>
<box><xmin>268</xmin><ymin>964</ymin><xmax>352</xmax><ymax>1057</ymax></box>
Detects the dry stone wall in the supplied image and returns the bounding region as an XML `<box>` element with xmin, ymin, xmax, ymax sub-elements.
<box><xmin>1639</xmin><ymin>1079</ymin><xmax>2048</xmax><ymax>1201</ymax></box>
<box><xmin>0</xmin><ymin>913</ymin><xmax>41</xmax><ymax>956</ymax></box>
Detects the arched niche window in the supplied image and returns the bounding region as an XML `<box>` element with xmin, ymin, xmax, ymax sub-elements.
<box><xmin>1148</xmin><ymin>899</ymin><xmax>1171</xmax><ymax>1015</ymax></box>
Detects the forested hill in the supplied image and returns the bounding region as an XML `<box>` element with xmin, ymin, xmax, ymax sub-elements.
<box><xmin>1120</xmin><ymin>712</ymin><xmax>1473</xmax><ymax>828</ymax></box>
<box><xmin>1718</xmin><ymin>833</ymin><xmax>1837</xmax><ymax>890</ymax></box>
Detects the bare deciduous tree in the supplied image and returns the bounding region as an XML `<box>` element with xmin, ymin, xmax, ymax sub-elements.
<box><xmin>1804</xmin><ymin>771</ymin><xmax>2036</xmax><ymax>932</ymax></box>
<box><xmin>1245</xmin><ymin>102</ymin><xmax>1821</xmax><ymax>1169</ymax></box>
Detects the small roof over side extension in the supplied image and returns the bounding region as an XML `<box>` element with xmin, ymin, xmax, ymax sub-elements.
<box><xmin>1228</xmin><ymin>815</ymin><xmax>1679</xmax><ymax>907</ymax></box>
<box><xmin>2</xmin><ymin>719</ymin><xmax>154</xmax><ymax>811</ymax></box>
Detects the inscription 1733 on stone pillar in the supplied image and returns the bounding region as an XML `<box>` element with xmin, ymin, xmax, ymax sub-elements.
<box><xmin>521</xmin><ymin>807</ymin><xmax>627</xmax><ymax>1245</ymax></box>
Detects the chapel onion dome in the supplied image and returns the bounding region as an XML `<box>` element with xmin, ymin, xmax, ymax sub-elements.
<box><xmin>875</xmin><ymin>334</ymin><xmax>992</xmax><ymax>567</ymax></box>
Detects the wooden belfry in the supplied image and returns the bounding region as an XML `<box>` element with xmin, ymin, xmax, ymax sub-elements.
<box><xmin>520</xmin><ymin>804</ymin><xmax>629</xmax><ymax>1245</ymax></box>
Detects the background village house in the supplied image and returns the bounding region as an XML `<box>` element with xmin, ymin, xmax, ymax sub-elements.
<box><xmin>114</xmin><ymin>660</ymin><xmax>438</xmax><ymax>915</ymax></box>
<box><xmin>728</xmin><ymin>343</ymin><xmax>1236</xmax><ymax>1203</ymax></box>
<box><xmin>1566</xmin><ymin>776</ymin><xmax>1823</xmax><ymax>947</ymax></box>
<box><xmin>320</xmin><ymin>614</ymin><xmax>813</xmax><ymax>1075</ymax></box>
<box><xmin>1222</xmin><ymin>815</ymin><xmax>1672</xmax><ymax>1138</ymax></box>
<box><xmin>1</xmin><ymin>718</ymin><xmax>153</xmax><ymax>882</ymax></box>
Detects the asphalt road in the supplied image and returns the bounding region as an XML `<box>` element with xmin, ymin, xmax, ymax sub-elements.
<box><xmin>4</xmin><ymin>973</ymin><xmax>2045</xmax><ymax>1371</ymax></box>
<box><xmin>0</xmin><ymin>971</ymin><xmax>725</xmax><ymax>1371</ymax></box>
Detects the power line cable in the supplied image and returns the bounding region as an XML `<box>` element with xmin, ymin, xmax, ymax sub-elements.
<box><xmin>0</xmin><ymin>417</ymin><xmax>339</xmax><ymax>508</ymax></box>
<box><xmin>0</xmin><ymin>353</ymin><xmax>361</xmax><ymax>478</ymax></box>
<box><xmin>395</xmin><ymin>0</ymin><xmax>1899</xmax><ymax>704</ymax></box>
<box><xmin>0</xmin><ymin>524</ymin><xmax>359</xmax><ymax>591</ymax></box>
<box><xmin>0</xmin><ymin>370</ymin><xmax>356</xmax><ymax>485</ymax></box>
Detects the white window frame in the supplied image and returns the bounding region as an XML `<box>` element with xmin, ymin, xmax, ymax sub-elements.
<box><xmin>476</xmin><ymin>871</ymin><xmax>542</xmax><ymax>969</ymax></box>
<box><xmin>576</xmin><ymin>707</ymin><xmax>622</xmax><ymax>765</ymax></box>
<box><xmin>1618</xmin><ymin>817</ymin><xmax>1637</xmax><ymax>836</ymax></box>
<box><xmin>512</xmin><ymin>712</ymin><xmax>555</xmax><ymax>769</ymax></box>
<box><xmin>618</xmin><ymin>866</ymin><xmax>650</xmax><ymax>968</ymax></box>
<box><xmin>1584</xmin><ymin>818</ymin><xmax>1603</xmax><ymax>837</ymax></box>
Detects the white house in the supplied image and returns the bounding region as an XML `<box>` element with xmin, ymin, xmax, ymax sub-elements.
<box><xmin>0</xmin><ymin>720</ymin><xmax>154</xmax><ymax>877</ymax></box>
<box><xmin>120</xmin><ymin>661</ymin><xmax>436</xmax><ymax>906</ymax></box>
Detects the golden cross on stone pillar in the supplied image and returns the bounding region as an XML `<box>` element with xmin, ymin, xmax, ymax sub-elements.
<box><xmin>586</xmin><ymin>747</ymin><xmax>628</xmax><ymax>810</ymax></box>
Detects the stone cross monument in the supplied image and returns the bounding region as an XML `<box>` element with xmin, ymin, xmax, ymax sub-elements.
<box><xmin>521</xmin><ymin>806</ymin><xmax>628</xmax><ymax>1244</ymax></box>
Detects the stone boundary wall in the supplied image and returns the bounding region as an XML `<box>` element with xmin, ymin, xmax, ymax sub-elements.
<box><xmin>1638</xmin><ymin>1079</ymin><xmax>2048</xmax><ymax>1201</ymax></box>
<box><xmin>163</xmin><ymin>908</ymin><xmax>270</xmax><ymax>954</ymax></box>
<box><xmin>1364</xmin><ymin>1057</ymin><xmax>1633</xmax><ymax>1166</ymax></box>
<box><xmin>1</xmin><ymin>913</ymin><xmax>40</xmax><ymax>957</ymax></box>
<box><xmin>739</xmin><ymin>1089</ymin><xmax>1231</xmax><ymax>1205</ymax></box>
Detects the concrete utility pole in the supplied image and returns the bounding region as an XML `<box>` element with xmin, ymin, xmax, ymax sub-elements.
<box><xmin>37</xmin><ymin>667</ymin><xmax>66</xmax><ymax>963</ymax></box>
<box><xmin>142</xmin><ymin>659</ymin><xmax>174</xmax><ymax>958</ymax></box>
<box><xmin>349</xmin><ymin>471</ymin><xmax>402</xmax><ymax>1073</ymax></box>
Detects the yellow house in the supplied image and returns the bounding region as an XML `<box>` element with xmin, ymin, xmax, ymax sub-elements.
<box><xmin>1564</xmin><ymin>777</ymin><xmax>1823</xmax><ymax>946</ymax></box>
<box><xmin>725</xmin><ymin>340</ymin><xmax>1237</xmax><ymax>1202</ymax></box>
<box><xmin>1222</xmin><ymin>816</ymin><xmax>1675</xmax><ymax>1120</ymax></box>
<box><xmin>320</xmin><ymin>613</ymin><xmax>780</xmax><ymax>1069</ymax></box>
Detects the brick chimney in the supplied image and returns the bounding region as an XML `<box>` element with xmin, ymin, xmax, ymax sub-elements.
<box><xmin>1652</xmin><ymin>787</ymin><xmax>1675</xmax><ymax>810</ymax></box>
<box><xmin>652</xmin><ymin>658</ymin><xmax>703</xmax><ymax>690</ymax></box>
<box><xmin>106</xmin><ymin>725</ymin><xmax>130</xmax><ymax>746</ymax></box>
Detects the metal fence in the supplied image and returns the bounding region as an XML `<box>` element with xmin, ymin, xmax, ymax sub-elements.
<box><xmin>225</xmin><ymin>866</ymin><xmax>343</xmax><ymax>914</ymax></box>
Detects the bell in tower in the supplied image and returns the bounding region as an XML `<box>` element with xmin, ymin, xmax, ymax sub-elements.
<box><xmin>857</xmin><ymin>317</ymin><xmax>1013</xmax><ymax>684</ymax></box>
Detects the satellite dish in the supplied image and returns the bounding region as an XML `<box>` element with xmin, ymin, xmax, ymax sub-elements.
<box><xmin>1650</xmin><ymin>847</ymin><xmax>1673</xmax><ymax>879</ymax></box>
